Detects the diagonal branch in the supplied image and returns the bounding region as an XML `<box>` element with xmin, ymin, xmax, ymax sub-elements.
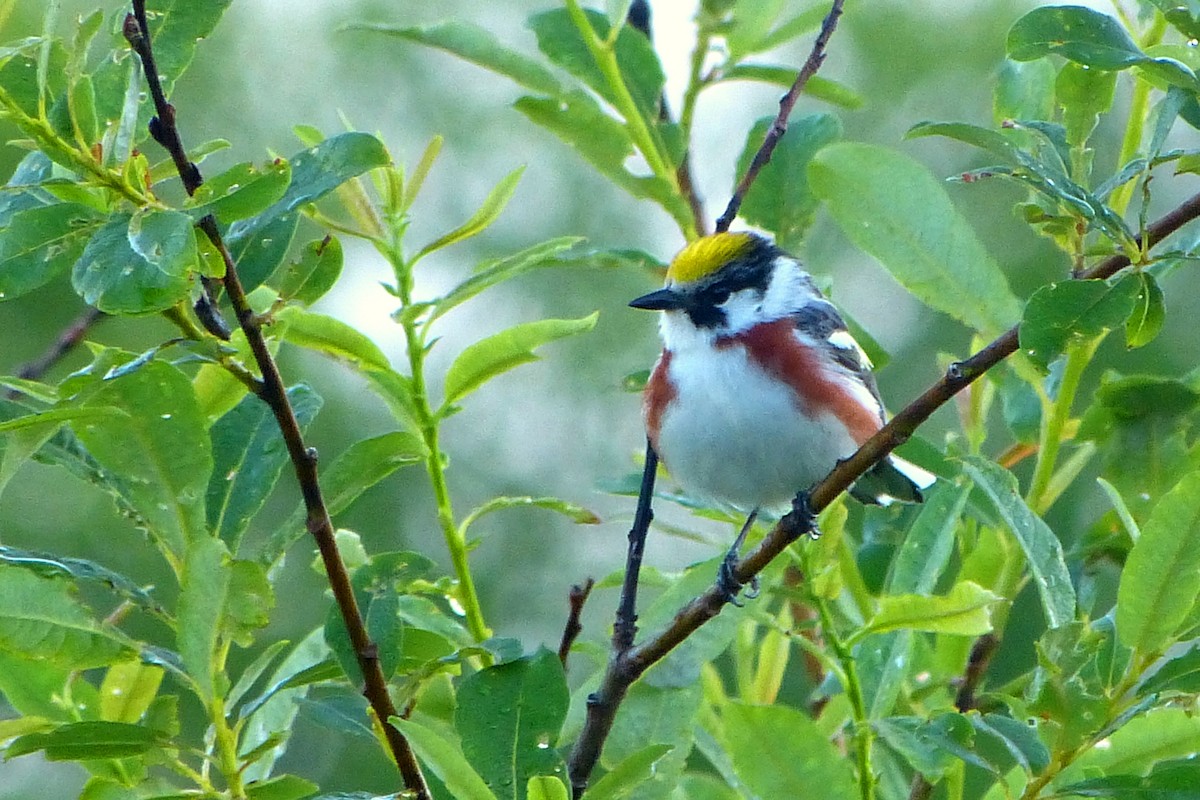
<box><xmin>123</xmin><ymin>4</ymin><xmax>429</xmax><ymax>798</ymax></box>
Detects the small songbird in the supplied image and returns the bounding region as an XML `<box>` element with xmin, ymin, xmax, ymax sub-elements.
<box><xmin>630</xmin><ymin>232</ymin><xmax>934</xmax><ymax>590</ymax></box>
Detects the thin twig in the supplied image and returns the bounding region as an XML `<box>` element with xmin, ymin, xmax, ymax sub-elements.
<box><xmin>558</xmin><ymin>578</ymin><xmax>595</xmax><ymax>668</ymax></box>
<box><xmin>714</xmin><ymin>0</ymin><xmax>844</xmax><ymax>233</ymax></box>
<box><xmin>5</xmin><ymin>307</ymin><xmax>105</xmax><ymax>397</ymax></box>
<box><xmin>123</xmin><ymin>5</ymin><xmax>429</xmax><ymax>797</ymax></box>
<box><xmin>567</xmin><ymin>183</ymin><xmax>1200</xmax><ymax>795</ymax></box>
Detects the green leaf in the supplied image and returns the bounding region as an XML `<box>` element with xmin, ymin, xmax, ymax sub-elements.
<box><xmin>994</xmin><ymin>59</ymin><xmax>1056</xmax><ymax>123</ymax></box>
<box><xmin>1059</xmin><ymin>761</ymin><xmax>1200</xmax><ymax>799</ymax></box>
<box><xmin>460</xmin><ymin>496</ymin><xmax>600</xmax><ymax>541</ymax></box>
<box><xmin>528</xmin><ymin>8</ymin><xmax>664</xmax><ymax>115</ymax></box>
<box><xmin>416</xmin><ymin>167</ymin><xmax>524</xmax><ymax>260</ymax></box>
<box><xmin>429</xmin><ymin>236</ymin><xmax>584</xmax><ymax>322</ymax></box>
<box><xmin>355</xmin><ymin>21</ymin><xmax>562</xmax><ymax>95</ymax></box>
<box><xmin>735</xmin><ymin>113</ymin><xmax>842</xmax><ymax>248</ymax></box>
<box><xmin>0</xmin><ymin>545</ymin><xmax>166</xmax><ymax>620</ymax></box>
<box><xmin>1008</xmin><ymin>6</ymin><xmax>1155</xmax><ymax>70</ymax></box>
<box><xmin>72</xmin><ymin>359</ymin><xmax>212</xmax><ymax>562</ymax></box>
<box><xmin>188</xmin><ymin>158</ymin><xmax>292</xmax><ymax>223</ymax></box>
<box><xmin>442</xmin><ymin>313</ymin><xmax>598</xmax><ymax>409</ymax></box>
<box><xmin>858</xmin><ymin>581</ymin><xmax>1000</xmax><ymax>641</ymax></box>
<box><xmin>0</xmin><ymin>405</ymin><xmax>122</xmax><ymax>435</ymax></box>
<box><xmin>601</xmin><ymin>681</ymin><xmax>697</xmax><ymax>787</ymax></box>
<box><xmin>207</xmin><ymin>385</ymin><xmax>322</xmax><ymax>553</ymax></box>
<box><xmin>177</xmin><ymin>537</ymin><xmax>231</xmax><ymax>700</ymax></box>
<box><xmin>582</xmin><ymin>744</ymin><xmax>674</xmax><ymax>800</ymax></box>
<box><xmin>1019</xmin><ymin>276</ymin><xmax>1140</xmax><ymax>369</ymax></box>
<box><xmin>276</xmin><ymin>306</ymin><xmax>391</xmax><ymax>371</ymax></box>
<box><xmin>0</xmin><ymin>202</ymin><xmax>103</xmax><ymax>300</ymax></box>
<box><xmin>390</xmin><ymin>717</ymin><xmax>499</xmax><ymax>800</ymax></box>
<box><xmin>0</xmin><ymin>564</ymin><xmax>132</xmax><ymax>669</ymax></box>
<box><xmin>239</xmin><ymin>630</ymin><xmax>329</xmax><ymax>783</ymax></box>
<box><xmin>6</xmin><ymin>721</ymin><xmax>159</xmax><ymax>761</ymax></box>
<box><xmin>227</xmin><ymin>213</ymin><xmax>299</xmax><ymax>294</ymax></box>
<box><xmin>72</xmin><ymin>210</ymin><xmax>198</xmax><ymax>314</ymax></box>
<box><xmin>528</xmin><ymin>776</ymin><xmax>569</xmax><ymax>800</ymax></box>
<box><xmin>861</xmin><ymin>482</ymin><xmax>972</xmax><ymax>718</ymax></box>
<box><xmin>1070</xmin><ymin>708</ymin><xmax>1200</xmax><ymax>778</ymax></box>
<box><xmin>1057</xmin><ymin>61</ymin><xmax>1119</xmax><ymax>148</ymax></box>
<box><xmin>224</xmin><ymin>560</ymin><xmax>274</xmax><ymax>646</ymax></box>
<box><xmin>719</xmin><ymin>65</ymin><xmax>863</xmax><ymax>108</ymax></box>
<box><xmin>245</xmin><ymin>774</ymin><xmax>319</xmax><ymax>800</ymax></box>
<box><xmin>514</xmin><ymin>94</ymin><xmax>687</xmax><ymax>220</ymax></box>
<box><xmin>1117</xmin><ymin>470</ymin><xmax>1200</xmax><ymax>655</ymax></box>
<box><xmin>276</xmin><ymin>236</ymin><xmax>343</xmax><ymax>306</ymax></box>
<box><xmin>455</xmin><ymin>649</ymin><xmax>569</xmax><ymax>800</ymax></box>
<box><xmin>970</xmin><ymin>714</ymin><xmax>1050</xmax><ymax>774</ymax></box>
<box><xmin>99</xmin><ymin>662</ymin><xmax>163</xmax><ymax>724</ymax></box>
<box><xmin>962</xmin><ymin>457</ymin><xmax>1076</xmax><ymax>628</ymax></box>
<box><xmin>808</xmin><ymin>143</ymin><xmax>1021</xmax><ymax>337</ymax></box>
<box><xmin>717</xmin><ymin>703</ymin><xmax>857</xmax><ymax>800</ymax></box>
<box><xmin>1146</xmin><ymin>0</ymin><xmax>1200</xmax><ymax>39</ymax></box>
<box><xmin>259</xmin><ymin>432</ymin><xmax>427</xmax><ymax>564</ymax></box>
<box><xmin>1126</xmin><ymin>272</ymin><xmax>1166</xmax><ymax>349</ymax></box>
<box><xmin>226</xmin><ymin>133</ymin><xmax>389</xmax><ymax>290</ymax></box>
<box><xmin>1140</xmin><ymin>642</ymin><xmax>1200</xmax><ymax>695</ymax></box>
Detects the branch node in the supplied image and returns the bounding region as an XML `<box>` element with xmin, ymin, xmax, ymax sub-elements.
<box><xmin>121</xmin><ymin>13</ymin><xmax>143</xmax><ymax>46</ymax></box>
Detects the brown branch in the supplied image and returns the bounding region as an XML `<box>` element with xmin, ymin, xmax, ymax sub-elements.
<box><xmin>558</xmin><ymin>578</ymin><xmax>595</xmax><ymax>668</ymax></box>
<box><xmin>5</xmin><ymin>307</ymin><xmax>105</xmax><ymax>397</ymax></box>
<box><xmin>568</xmin><ymin>183</ymin><xmax>1200</xmax><ymax>796</ymax></box>
<box><xmin>123</xmin><ymin>5</ymin><xmax>429</xmax><ymax>798</ymax></box>
<box><xmin>714</xmin><ymin>0</ymin><xmax>844</xmax><ymax>233</ymax></box>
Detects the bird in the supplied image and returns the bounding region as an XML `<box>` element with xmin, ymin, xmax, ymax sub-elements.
<box><xmin>630</xmin><ymin>231</ymin><xmax>934</xmax><ymax>595</ymax></box>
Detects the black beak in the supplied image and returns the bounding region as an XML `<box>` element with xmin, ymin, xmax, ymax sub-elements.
<box><xmin>629</xmin><ymin>287</ymin><xmax>687</xmax><ymax>311</ymax></box>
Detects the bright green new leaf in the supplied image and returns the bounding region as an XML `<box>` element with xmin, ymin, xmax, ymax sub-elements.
<box><xmin>391</xmin><ymin>717</ymin><xmax>498</xmax><ymax>800</ymax></box>
<box><xmin>1019</xmin><ymin>276</ymin><xmax>1140</xmax><ymax>369</ymax></box>
<box><xmin>857</xmin><ymin>581</ymin><xmax>1000</xmax><ymax>642</ymax></box>
<box><xmin>460</xmin><ymin>496</ymin><xmax>600</xmax><ymax>542</ymax></box>
<box><xmin>430</xmin><ymin>236</ymin><xmax>584</xmax><ymax>323</ymax></box>
<box><xmin>442</xmin><ymin>313</ymin><xmax>598</xmax><ymax>409</ymax></box>
<box><xmin>73</xmin><ymin>359</ymin><xmax>212</xmax><ymax>562</ymax></box>
<box><xmin>1057</xmin><ymin>61</ymin><xmax>1119</xmax><ymax>148</ymax></box>
<box><xmin>355</xmin><ymin>21</ymin><xmax>562</xmax><ymax>95</ymax></box>
<box><xmin>6</xmin><ymin>720</ymin><xmax>159</xmax><ymax>761</ymax></box>
<box><xmin>994</xmin><ymin>59</ymin><xmax>1056</xmax><ymax>123</ymax></box>
<box><xmin>276</xmin><ymin>236</ymin><xmax>343</xmax><ymax>306</ymax></box>
<box><xmin>0</xmin><ymin>405</ymin><xmax>122</xmax><ymax>435</ymax></box>
<box><xmin>224</xmin><ymin>560</ymin><xmax>274</xmax><ymax>647</ymax></box>
<box><xmin>188</xmin><ymin>159</ymin><xmax>292</xmax><ymax>223</ymax></box>
<box><xmin>99</xmin><ymin>662</ymin><xmax>164</xmax><ymax>724</ymax></box>
<box><xmin>0</xmin><ymin>565</ymin><xmax>132</xmax><ymax>669</ymax></box>
<box><xmin>582</xmin><ymin>744</ymin><xmax>674</xmax><ymax>800</ymax></box>
<box><xmin>416</xmin><ymin>167</ymin><xmax>524</xmax><ymax>260</ymax></box>
<box><xmin>962</xmin><ymin>457</ymin><xmax>1076</xmax><ymax>628</ymax></box>
<box><xmin>1070</xmin><ymin>707</ymin><xmax>1200</xmax><ymax>777</ymax></box>
<box><xmin>177</xmin><ymin>537</ymin><xmax>231</xmax><ymax>701</ymax></box>
<box><xmin>735</xmin><ymin>113</ymin><xmax>842</xmax><ymax>248</ymax></box>
<box><xmin>719</xmin><ymin>703</ymin><xmax>857</xmax><ymax>800</ymax></box>
<box><xmin>0</xmin><ymin>202</ymin><xmax>102</xmax><ymax>300</ymax></box>
<box><xmin>1117</xmin><ymin>470</ymin><xmax>1200</xmax><ymax>655</ymax></box>
<box><xmin>72</xmin><ymin>210</ymin><xmax>198</xmax><ymax>315</ymax></box>
<box><xmin>207</xmin><ymin>385</ymin><xmax>322</xmax><ymax>553</ymax></box>
<box><xmin>456</xmin><ymin>649</ymin><xmax>569</xmax><ymax>800</ymax></box>
<box><xmin>528</xmin><ymin>776</ymin><xmax>570</xmax><ymax>800</ymax></box>
<box><xmin>276</xmin><ymin>306</ymin><xmax>391</xmax><ymax>372</ymax></box>
<box><xmin>809</xmin><ymin>143</ymin><xmax>1021</xmax><ymax>337</ymax></box>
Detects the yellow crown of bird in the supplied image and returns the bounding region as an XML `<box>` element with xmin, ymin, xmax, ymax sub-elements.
<box><xmin>665</xmin><ymin>232</ymin><xmax>756</xmax><ymax>284</ymax></box>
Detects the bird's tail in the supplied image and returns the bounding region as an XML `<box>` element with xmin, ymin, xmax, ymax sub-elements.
<box><xmin>850</xmin><ymin>455</ymin><xmax>936</xmax><ymax>505</ymax></box>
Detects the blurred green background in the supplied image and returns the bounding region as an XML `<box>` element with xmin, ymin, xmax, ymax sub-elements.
<box><xmin>2</xmin><ymin>0</ymin><xmax>1199</xmax><ymax>795</ymax></box>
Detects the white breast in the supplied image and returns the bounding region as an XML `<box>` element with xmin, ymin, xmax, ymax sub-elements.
<box><xmin>654</xmin><ymin>340</ymin><xmax>859</xmax><ymax>511</ymax></box>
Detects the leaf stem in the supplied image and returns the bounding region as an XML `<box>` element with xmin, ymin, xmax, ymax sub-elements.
<box><xmin>1026</xmin><ymin>336</ymin><xmax>1100</xmax><ymax>514</ymax></box>
<box><xmin>386</xmin><ymin>242</ymin><xmax>491</xmax><ymax>648</ymax></box>
<box><xmin>1108</xmin><ymin>13</ymin><xmax>1168</xmax><ymax>218</ymax></box>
